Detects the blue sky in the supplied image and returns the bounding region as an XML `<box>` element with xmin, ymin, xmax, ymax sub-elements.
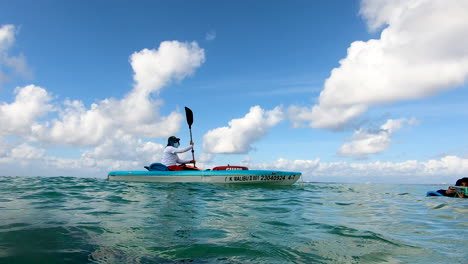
<box><xmin>1</xmin><ymin>0</ymin><xmax>467</xmax><ymax>183</ymax></box>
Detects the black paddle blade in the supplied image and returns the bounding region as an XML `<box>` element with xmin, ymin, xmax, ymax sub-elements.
<box><xmin>184</xmin><ymin>107</ymin><xmax>193</xmax><ymax>128</ymax></box>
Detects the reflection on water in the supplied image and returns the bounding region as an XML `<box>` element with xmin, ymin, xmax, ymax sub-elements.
<box><xmin>0</xmin><ymin>176</ymin><xmax>466</xmax><ymax>263</ymax></box>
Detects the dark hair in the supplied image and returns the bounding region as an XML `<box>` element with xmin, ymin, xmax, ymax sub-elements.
<box><xmin>455</xmin><ymin>177</ymin><xmax>468</xmax><ymax>186</ymax></box>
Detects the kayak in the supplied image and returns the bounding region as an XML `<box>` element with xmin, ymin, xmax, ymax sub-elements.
<box><xmin>107</xmin><ymin>170</ymin><xmax>301</xmax><ymax>185</ymax></box>
<box><xmin>116</xmin><ymin>108</ymin><xmax>302</xmax><ymax>185</ymax></box>
<box><xmin>107</xmin><ymin>164</ymin><xmax>301</xmax><ymax>185</ymax></box>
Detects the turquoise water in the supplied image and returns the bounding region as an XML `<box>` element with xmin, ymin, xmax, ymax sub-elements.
<box><xmin>0</xmin><ymin>176</ymin><xmax>466</xmax><ymax>263</ymax></box>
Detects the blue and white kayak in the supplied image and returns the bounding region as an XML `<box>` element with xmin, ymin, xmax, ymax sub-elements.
<box><xmin>108</xmin><ymin>165</ymin><xmax>301</xmax><ymax>185</ymax></box>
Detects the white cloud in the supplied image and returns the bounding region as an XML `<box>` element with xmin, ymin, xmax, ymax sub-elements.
<box><xmin>0</xmin><ymin>25</ymin><xmax>31</xmax><ymax>83</ymax></box>
<box><xmin>82</xmin><ymin>131</ymin><xmax>164</xmax><ymax>163</ymax></box>
<box><xmin>0</xmin><ymin>138</ymin><xmax>11</xmax><ymax>157</ymax></box>
<box><xmin>337</xmin><ymin>118</ymin><xmax>418</xmax><ymax>158</ymax></box>
<box><xmin>0</xmin><ymin>35</ymin><xmax>206</xmax><ymax>176</ymax></box>
<box><xmin>28</xmin><ymin>41</ymin><xmax>205</xmax><ymax>146</ymax></box>
<box><xmin>130</xmin><ymin>41</ymin><xmax>205</xmax><ymax>94</ymax></box>
<box><xmin>4</xmin><ymin>54</ymin><xmax>32</xmax><ymax>79</ymax></box>
<box><xmin>198</xmin><ymin>152</ymin><xmax>215</xmax><ymax>163</ymax></box>
<box><xmin>0</xmin><ymin>135</ymin><xmax>211</xmax><ymax>177</ymax></box>
<box><xmin>31</xmin><ymin>99</ymin><xmax>115</xmax><ymax>146</ymax></box>
<box><xmin>247</xmin><ymin>156</ymin><xmax>468</xmax><ymax>184</ymax></box>
<box><xmin>1</xmin><ymin>137</ymin><xmax>466</xmax><ymax>184</ymax></box>
<box><xmin>0</xmin><ymin>142</ymin><xmax>46</xmax><ymax>162</ymax></box>
<box><xmin>0</xmin><ymin>136</ymin><xmax>163</xmax><ymax>176</ymax></box>
<box><xmin>0</xmin><ymin>25</ymin><xmax>15</xmax><ymax>51</ymax></box>
<box><xmin>289</xmin><ymin>0</ymin><xmax>468</xmax><ymax>129</ymax></box>
<box><xmin>251</xmin><ymin>157</ymin><xmax>321</xmax><ymax>172</ymax></box>
<box><xmin>203</xmin><ymin>106</ymin><xmax>284</xmax><ymax>154</ymax></box>
<box><xmin>0</xmin><ymin>85</ymin><xmax>52</xmax><ymax>136</ymax></box>
<box><xmin>10</xmin><ymin>143</ymin><xmax>45</xmax><ymax>159</ymax></box>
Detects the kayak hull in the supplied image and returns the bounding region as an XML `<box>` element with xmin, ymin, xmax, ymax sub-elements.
<box><xmin>107</xmin><ymin>170</ymin><xmax>301</xmax><ymax>185</ymax></box>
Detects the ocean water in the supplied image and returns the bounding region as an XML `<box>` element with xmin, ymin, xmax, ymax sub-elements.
<box><xmin>0</xmin><ymin>176</ymin><xmax>466</xmax><ymax>264</ymax></box>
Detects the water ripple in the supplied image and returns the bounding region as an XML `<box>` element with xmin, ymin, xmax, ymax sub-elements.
<box><xmin>0</xmin><ymin>176</ymin><xmax>466</xmax><ymax>263</ymax></box>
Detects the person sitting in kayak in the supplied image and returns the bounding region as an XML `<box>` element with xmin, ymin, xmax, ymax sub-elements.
<box><xmin>161</xmin><ymin>136</ymin><xmax>195</xmax><ymax>171</ymax></box>
<box><xmin>434</xmin><ymin>177</ymin><xmax>468</xmax><ymax>198</ymax></box>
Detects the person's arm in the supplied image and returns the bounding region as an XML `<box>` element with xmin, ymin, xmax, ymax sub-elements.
<box><xmin>436</xmin><ymin>189</ymin><xmax>449</xmax><ymax>196</ymax></box>
<box><xmin>176</xmin><ymin>157</ymin><xmax>194</xmax><ymax>164</ymax></box>
<box><xmin>172</xmin><ymin>145</ymin><xmax>193</xmax><ymax>154</ymax></box>
<box><xmin>437</xmin><ymin>187</ymin><xmax>461</xmax><ymax>197</ymax></box>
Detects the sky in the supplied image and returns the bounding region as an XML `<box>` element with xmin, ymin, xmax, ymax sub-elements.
<box><xmin>0</xmin><ymin>0</ymin><xmax>467</xmax><ymax>183</ymax></box>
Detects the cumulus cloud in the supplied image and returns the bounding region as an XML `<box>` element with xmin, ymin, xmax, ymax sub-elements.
<box><xmin>0</xmin><ymin>24</ymin><xmax>15</xmax><ymax>51</ymax></box>
<box><xmin>0</xmin><ymin>25</ymin><xmax>31</xmax><ymax>83</ymax></box>
<box><xmin>289</xmin><ymin>0</ymin><xmax>468</xmax><ymax>129</ymax></box>
<box><xmin>10</xmin><ymin>143</ymin><xmax>45</xmax><ymax>159</ymax></box>
<box><xmin>27</xmin><ymin>41</ymin><xmax>205</xmax><ymax>146</ymax></box>
<box><xmin>0</xmin><ymin>142</ymin><xmax>46</xmax><ymax>165</ymax></box>
<box><xmin>198</xmin><ymin>153</ymin><xmax>215</xmax><ymax>163</ymax></box>
<box><xmin>130</xmin><ymin>41</ymin><xmax>205</xmax><ymax>94</ymax></box>
<box><xmin>0</xmin><ymin>85</ymin><xmax>52</xmax><ymax>136</ymax></box>
<box><xmin>0</xmin><ymin>35</ymin><xmax>206</xmax><ymax>177</ymax></box>
<box><xmin>251</xmin><ymin>157</ymin><xmax>321</xmax><ymax>172</ymax></box>
<box><xmin>1</xmin><ymin>136</ymin><xmax>466</xmax><ymax>183</ymax></box>
<box><xmin>0</xmin><ymin>141</ymin><xmax>113</xmax><ymax>176</ymax></box>
<box><xmin>0</xmin><ymin>135</ymin><xmax>210</xmax><ymax>177</ymax></box>
<box><xmin>0</xmin><ymin>138</ymin><xmax>11</xmax><ymax>158</ymax></box>
<box><xmin>0</xmin><ymin>134</ymin><xmax>166</xmax><ymax>176</ymax></box>
<box><xmin>337</xmin><ymin>118</ymin><xmax>418</xmax><ymax>158</ymax></box>
<box><xmin>247</xmin><ymin>156</ymin><xmax>468</xmax><ymax>184</ymax></box>
<box><xmin>314</xmin><ymin>156</ymin><xmax>468</xmax><ymax>183</ymax></box>
<box><xmin>82</xmin><ymin>131</ymin><xmax>164</xmax><ymax>163</ymax></box>
<box><xmin>203</xmin><ymin>106</ymin><xmax>284</xmax><ymax>154</ymax></box>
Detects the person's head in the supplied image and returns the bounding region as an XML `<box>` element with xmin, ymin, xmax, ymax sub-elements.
<box><xmin>455</xmin><ymin>177</ymin><xmax>468</xmax><ymax>187</ymax></box>
<box><xmin>167</xmin><ymin>136</ymin><xmax>180</xmax><ymax>148</ymax></box>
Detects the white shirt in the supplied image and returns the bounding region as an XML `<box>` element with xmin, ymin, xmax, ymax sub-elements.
<box><xmin>161</xmin><ymin>145</ymin><xmax>193</xmax><ymax>166</ymax></box>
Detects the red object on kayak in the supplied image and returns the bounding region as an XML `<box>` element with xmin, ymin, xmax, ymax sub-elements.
<box><xmin>178</xmin><ymin>165</ymin><xmax>202</xmax><ymax>171</ymax></box>
<box><xmin>167</xmin><ymin>165</ymin><xmax>183</xmax><ymax>171</ymax></box>
<box><xmin>212</xmin><ymin>165</ymin><xmax>248</xmax><ymax>171</ymax></box>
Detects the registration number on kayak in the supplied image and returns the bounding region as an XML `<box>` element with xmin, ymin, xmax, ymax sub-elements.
<box><xmin>224</xmin><ymin>175</ymin><xmax>296</xmax><ymax>182</ymax></box>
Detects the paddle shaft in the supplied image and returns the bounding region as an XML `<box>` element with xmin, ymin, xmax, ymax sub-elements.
<box><xmin>185</xmin><ymin>107</ymin><xmax>196</xmax><ymax>167</ymax></box>
<box><xmin>189</xmin><ymin>126</ymin><xmax>196</xmax><ymax>167</ymax></box>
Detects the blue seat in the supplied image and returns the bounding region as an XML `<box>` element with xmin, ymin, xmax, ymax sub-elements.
<box><xmin>144</xmin><ymin>163</ymin><xmax>169</xmax><ymax>171</ymax></box>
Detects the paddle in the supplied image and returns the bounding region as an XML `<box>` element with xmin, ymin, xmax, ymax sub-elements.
<box><xmin>184</xmin><ymin>106</ymin><xmax>196</xmax><ymax>167</ymax></box>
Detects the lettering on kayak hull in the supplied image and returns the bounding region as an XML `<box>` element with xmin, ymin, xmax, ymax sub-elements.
<box><xmin>224</xmin><ymin>175</ymin><xmax>298</xmax><ymax>182</ymax></box>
